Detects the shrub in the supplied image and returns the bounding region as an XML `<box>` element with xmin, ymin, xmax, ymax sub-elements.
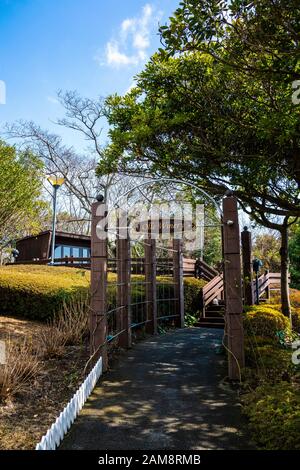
<box><xmin>243</xmin><ymin>302</ymin><xmax>300</xmax><ymax>450</ymax></box>
<box><xmin>292</xmin><ymin>308</ymin><xmax>300</xmax><ymax>333</ymax></box>
<box><xmin>0</xmin><ymin>265</ymin><xmax>205</xmax><ymax>322</ymax></box>
<box><xmin>39</xmin><ymin>294</ymin><xmax>90</xmax><ymax>357</ymax></box>
<box><xmin>0</xmin><ymin>265</ymin><xmax>89</xmax><ymax>321</ymax></box>
<box><xmin>242</xmin><ymin>382</ymin><xmax>300</xmax><ymax>450</ymax></box>
<box><xmin>156</xmin><ymin>276</ymin><xmax>205</xmax><ymax>319</ymax></box>
<box><xmin>183</xmin><ymin>277</ymin><xmax>206</xmax><ymax>314</ymax></box>
<box><xmin>243</xmin><ymin>305</ymin><xmax>290</xmax><ymax>339</ymax></box>
<box><xmin>290</xmin><ymin>289</ymin><xmax>300</xmax><ymax>308</ymax></box>
<box><xmin>0</xmin><ymin>339</ymin><xmax>40</xmax><ymax>401</ymax></box>
<box><xmin>244</xmin><ymin>338</ymin><xmax>296</xmax><ymax>384</ymax></box>
<box><xmin>270</xmin><ymin>289</ymin><xmax>300</xmax><ymax>309</ymax></box>
<box><xmin>55</xmin><ymin>295</ymin><xmax>89</xmax><ymax>345</ymax></box>
<box><xmin>39</xmin><ymin>326</ymin><xmax>66</xmax><ymax>359</ymax></box>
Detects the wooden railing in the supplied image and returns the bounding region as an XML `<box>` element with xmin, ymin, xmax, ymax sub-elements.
<box><xmin>183</xmin><ymin>258</ymin><xmax>219</xmax><ymax>280</ymax></box>
<box><xmin>201</xmin><ymin>270</ymin><xmax>289</xmax><ymax>313</ymax></box>
<box><xmin>9</xmin><ymin>256</ymin><xmax>219</xmax><ymax>279</ymax></box>
<box><xmin>202</xmin><ymin>274</ymin><xmax>224</xmax><ymax>307</ymax></box>
<box><xmin>253</xmin><ymin>271</ymin><xmax>290</xmax><ymax>299</ymax></box>
<box><xmin>7</xmin><ymin>257</ymin><xmax>91</xmax><ymax>268</ymax></box>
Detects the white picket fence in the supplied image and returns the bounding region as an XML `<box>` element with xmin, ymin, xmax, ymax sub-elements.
<box><xmin>36</xmin><ymin>356</ymin><xmax>103</xmax><ymax>450</ymax></box>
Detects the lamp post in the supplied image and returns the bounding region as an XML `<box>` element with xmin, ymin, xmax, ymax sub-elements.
<box><xmin>252</xmin><ymin>257</ymin><xmax>263</xmax><ymax>305</ymax></box>
<box><xmin>48</xmin><ymin>176</ymin><xmax>65</xmax><ymax>265</ymax></box>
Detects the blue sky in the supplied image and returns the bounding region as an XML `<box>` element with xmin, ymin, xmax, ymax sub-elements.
<box><xmin>0</xmin><ymin>0</ymin><xmax>178</xmax><ymax>150</ymax></box>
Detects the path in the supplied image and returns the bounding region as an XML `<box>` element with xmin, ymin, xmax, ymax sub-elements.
<box><xmin>60</xmin><ymin>328</ymin><xmax>252</xmax><ymax>450</ymax></box>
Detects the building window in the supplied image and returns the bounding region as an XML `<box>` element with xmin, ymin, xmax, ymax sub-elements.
<box><xmin>54</xmin><ymin>245</ymin><xmax>90</xmax><ymax>262</ymax></box>
<box><xmin>54</xmin><ymin>245</ymin><xmax>62</xmax><ymax>259</ymax></box>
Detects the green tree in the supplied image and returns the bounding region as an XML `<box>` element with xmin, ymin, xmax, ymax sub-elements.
<box><xmin>99</xmin><ymin>1</ymin><xmax>300</xmax><ymax>316</ymax></box>
<box><xmin>253</xmin><ymin>233</ymin><xmax>281</xmax><ymax>272</ymax></box>
<box><xmin>0</xmin><ymin>141</ymin><xmax>46</xmax><ymax>257</ymax></box>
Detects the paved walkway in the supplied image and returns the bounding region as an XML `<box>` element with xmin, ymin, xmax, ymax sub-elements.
<box><xmin>60</xmin><ymin>328</ymin><xmax>252</xmax><ymax>450</ymax></box>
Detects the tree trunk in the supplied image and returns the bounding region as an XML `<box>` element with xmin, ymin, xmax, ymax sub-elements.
<box><xmin>280</xmin><ymin>224</ymin><xmax>291</xmax><ymax>318</ymax></box>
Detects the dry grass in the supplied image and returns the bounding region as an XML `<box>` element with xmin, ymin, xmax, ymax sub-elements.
<box><xmin>0</xmin><ymin>316</ymin><xmax>44</xmax><ymax>342</ymax></box>
<box><xmin>39</xmin><ymin>294</ymin><xmax>89</xmax><ymax>358</ymax></box>
<box><xmin>39</xmin><ymin>326</ymin><xmax>67</xmax><ymax>359</ymax></box>
<box><xmin>0</xmin><ymin>315</ymin><xmax>90</xmax><ymax>449</ymax></box>
<box><xmin>0</xmin><ymin>339</ymin><xmax>40</xmax><ymax>401</ymax></box>
<box><xmin>55</xmin><ymin>295</ymin><xmax>89</xmax><ymax>345</ymax></box>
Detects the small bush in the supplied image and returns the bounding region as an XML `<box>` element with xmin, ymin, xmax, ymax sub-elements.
<box><xmin>270</xmin><ymin>289</ymin><xmax>300</xmax><ymax>309</ymax></box>
<box><xmin>242</xmin><ymin>382</ymin><xmax>300</xmax><ymax>450</ymax></box>
<box><xmin>183</xmin><ymin>277</ymin><xmax>206</xmax><ymax>314</ymax></box>
<box><xmin>39</xmin><ymin>326</ymin><xmax>66</xmax><ymax>359</ymax></box>
<box><xmin>242</xmin><ymin>301</ymin><xmax>300</xmax><ymax>450</ymax></box>
<box><xmin>0</xmin><ymin>339</ymin><xmax>40</xmax><ymax>401</ymax></box>
<box><xmin>39</xmin><ymin>294</ymin><xmax>90</xmax><ymax>357</ymax></box>
<box><xmin>290</xmin><ymin>289</ymin><xmax>300</xmax><ymax>308</ymax></box>
<box><xmin>243</xmin><ymin>305</ymin><xmax>290</xmax><ymax>339</ymax></box>
<box><xmin>244</xmin><ymin>338</ymin><xmax>296</xmax><ymax>384</ymax></box>
<box><xmin>292</xmin><ymin>308</ymin><xmax>300</xmax><ymax>333</ymax></box>
<box><xmin>55</xmin><ymin>295</ymin><xmax>89</xmax><ymax>345</ymax></box>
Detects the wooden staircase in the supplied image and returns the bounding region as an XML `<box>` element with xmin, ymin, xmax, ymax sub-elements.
<box><xmin>196</xmin><ymin>300</ymin><xmax>225</xmax><ymax>329</ymax></box>
<box><xmin>196</xmin><ymin>269</ymin><xmax>287</xmax><ymax>329</ymax></box>
<box><xmin>183</xmin><ymin>259</ymin><xmax>286</xmax><ymax>330</ymax></box>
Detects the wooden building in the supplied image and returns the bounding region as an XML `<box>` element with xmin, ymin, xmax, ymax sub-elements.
<box><xmin>16</xmin><ymin>231</ymin><xmax>91</xmax><ymax>262</ymax></box>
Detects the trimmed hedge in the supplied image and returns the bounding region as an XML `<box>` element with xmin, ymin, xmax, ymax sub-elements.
<box><xmin>0</xmin><ymin>265</ymin><xmax>90</xmax><ymax>320</ymax></box>
<box><xmin>292</xmin><ymin>309</ymin><xmax>300</xmax><ymax>333</ymax></box>
<box><xmin>242</xmin><ymin>304</ymin><xmax>300</xmax><ymax>450</ymax></box>
<box><xmin>244</xmin><ymin>337</ymin><xmax>296</xmax><ymax>384</ymax></box>
<box><xmin>0</xmin><ymin>265</ymin><xmax>205</xmax><ymax>321</ymax></box>
<box><xmin>243</xmin><ymin>305</ymin><xmax>291</xmax><ymax>339</ymax></box>
<box><xmin>243</xmin><ymin>382</ymin><xmax>300</xmax><ymax>450</ymax></box>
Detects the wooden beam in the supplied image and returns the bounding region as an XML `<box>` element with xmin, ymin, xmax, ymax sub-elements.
<box><xmin>223</xmin><ymin>195</ymin><xmax>245</xmax><ymax>381</ymax></box>
<box><xmin>90</xmin><ymin>202</ymin><xmax>108</xmax><ymax>372</ymax></box>
<box><xmin>173</xmin><ymin>238</ymin><xmax>185</xmax><ymax>328</ymax></box>
<box><xmin>145</xmin><ymin>238</ymin><xmax>157</xmax><ymax>334</ymax></box>
<box><xmin>117</xmin><ymin>218</ymin><xmax>132</xmax><ymax>349</ymax></box>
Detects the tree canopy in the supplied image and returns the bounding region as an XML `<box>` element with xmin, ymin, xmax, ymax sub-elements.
<box><xmin>99</xmin><ymin>0</ymin><xmax>300</xmax><ymax>223</ymax></box>
<box><xmin>0</xmin><ymin>141</ymin><xmax>46</xmax><ymax>249</ymax></box>
<box><xmin>98</xmin><ymin>0</ymin><xmax>300</xmax><ymax>316</ymax></box>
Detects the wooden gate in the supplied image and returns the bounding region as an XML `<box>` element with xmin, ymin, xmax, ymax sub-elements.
<box><xmin>90</xmin><ymin>194</ymin><xmax>245</xmax><ymax>382</ymax></box>
<box><xmin>89</xmin><ymin>202</ymin><xmax>184</xmax><ymax>372</ymax></box>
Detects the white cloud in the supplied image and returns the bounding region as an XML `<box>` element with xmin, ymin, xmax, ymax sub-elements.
<box><xmin>47</xmin><ymin>96</ymin><xmax>59</xmax><ymax>104</ymax></box>
<box><xmin>121</xmin><ymin>18</ymin><xmax>136</xmax><ymax>35</ymax></box>
<box><xmin>133</xmin><ymin>32</ymin><xmax>149</xmax><ymax>50</ymax></box>
<box><xmin>106</xmin><ymin>41</ymin><xmax>138</xmax><ymax>66</ymax></box>
<box><xmin>100</xmin><ymin>4</ymin><xmax>161</xmax><ymax>68</ymax></box>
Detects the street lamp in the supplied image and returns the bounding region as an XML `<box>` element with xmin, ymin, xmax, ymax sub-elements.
<box><xmin>48</xmin><ymin>175</ymin><xmax>65</xmax><ymax>265</ymax></box>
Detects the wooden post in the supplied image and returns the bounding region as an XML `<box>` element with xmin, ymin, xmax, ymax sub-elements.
<box><xmin>265</xmin><ymin>269</ymin><xmax>270</xmax><ymax>301</ymax></box>
<box><xmin>90</xmin><ymin>201</ymin><xmax>108</xmax><ymax>372</ymax></box>
<box><xmin>173</xmin><ymin>238</ymin><xmax>185</xmax><ymax>328</ymax></box>
<box><xmin>223</xmin><ymin>195</ymin><xmax>245</xmax><ymax>381</ymax></box>
<box><xmin>145</xmin><ymin>238</ymin><xmax>157</xmax><ymax>334</ymax></box>
<box><xmin>241</xmin><ymin>226</ymin><xmax>254</xmax><ymax>305</ymax></box>
<box><xmin>117</xmin><ymin>216</ymin><xmax>132</xmax><ymax>349</ymax></box>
